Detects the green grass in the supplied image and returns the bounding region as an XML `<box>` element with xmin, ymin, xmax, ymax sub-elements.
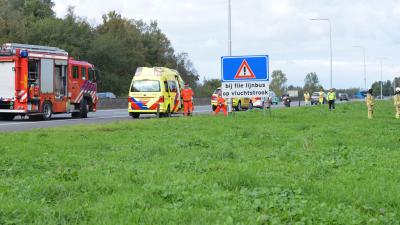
<box><xmin>1</xmin><ymin>101</ymin><xmax>400</xmax><ymax>224</ymax></box>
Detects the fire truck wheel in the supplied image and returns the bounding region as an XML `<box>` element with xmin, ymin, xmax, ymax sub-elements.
<box><xmin>41</xmin><ymin>102</ymin><xmax>52</xmax><ymax>120</ymax></box>
<box><xmin>0</xmin><ymin>114</ymin><xmax>15</xmax><ymax>121</ymax></box>
<box><xmin>80</xmin><ymin>99</ymin><xmax>89</xmax><ymax>118</ymax></box>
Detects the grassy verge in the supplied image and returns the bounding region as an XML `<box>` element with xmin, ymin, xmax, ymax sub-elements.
<box><xmin>1</xmin><ymin>101</ymin><xmax>399</xmax><ymax>224</ymax></box>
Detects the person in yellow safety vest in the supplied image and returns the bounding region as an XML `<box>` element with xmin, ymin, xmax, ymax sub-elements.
<box><xmin>394</xmin><ymin>87</ymin><xmax>400</xmax><ymax>119</ymax></box>
<box><xmin>304</xmin><ymin>91</ymin><xmax>310</xmax><ymax>106</ymax></box>
<box><xmin>366</xmin><ymin>88</ymin><xmax>375</xmax><ymax>119</ymax></box>
<box><xmin>319</xmin><ymin>89</ymin><xmax>324</xmax><ymax>105</ymax></box>
<box><xmin>327</xmin><ymin>89</ymin><xmax>336</xmax><ymax>111</ymax></box>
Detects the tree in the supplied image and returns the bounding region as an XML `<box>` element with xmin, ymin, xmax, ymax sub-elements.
<box><xmin>394</xmin><ymin>77</ymin><xmax>400</xmax><ymax>91</ymax></box>
<box><xmin>0</xmin><ymin>6</ymin><xmax>200</xmax><ymax>97</ymax></box>
<box><xmin>303</xmin><ymin>72</ymin><xmax>320</xmax><ymax>93</ymax></box>
<box><xmin>23</xmin><ymin>0</ymin><xmax>54</xmax><ymax>20</ymax></box>
<box><xmin>269</xmin><ymin>70</ymin><xmax>287</xmax><ymax>97</ymax></box>
<box><xmin>371</xmin><ymin>80</ymin><xmax>394</xmax><ymax>96</ymax></box>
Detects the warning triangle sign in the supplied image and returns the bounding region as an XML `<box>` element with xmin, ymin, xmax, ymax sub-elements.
<box><xmin>234</xmin><ymin>59</ymin><xmax>256</xmax><ymax>79</ymax></box>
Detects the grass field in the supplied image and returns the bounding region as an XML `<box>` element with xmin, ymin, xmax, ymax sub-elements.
<box><xmin>0</xmin><ymin>100</ymin><xmax>399</xmax><ymax>224</ymax></box>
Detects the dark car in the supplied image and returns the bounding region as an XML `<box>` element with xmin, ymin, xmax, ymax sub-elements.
<box><xmin>338</xmin><ymin>93</ymin><xmax>349</xmax><ymax>101</ymax></box>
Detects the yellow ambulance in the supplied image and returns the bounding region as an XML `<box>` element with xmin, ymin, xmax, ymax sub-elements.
<box><xmin>128</xmin><ymin>67</ymin><xmax>184</xmax><ymax>118</ymax></box>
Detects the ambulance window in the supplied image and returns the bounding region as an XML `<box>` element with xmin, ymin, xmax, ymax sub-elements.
<box><xmin>73</xmin><ymin>66</ymin><xmax>79</xmax><ymax>79</ymax></box>
<box><xmin>131</xmin><ymin>80</ymin><xmax>160</xmax><ymax>92</ymax></box>
<box><xmin>82</xmin><ymin>67</ymin><xmax>86</xmax><ymax>80</ymax></box>
<box><xmin>168</xmin><ymin>81</ymin><xmax>177</xmax><ymax>92</ymax></box>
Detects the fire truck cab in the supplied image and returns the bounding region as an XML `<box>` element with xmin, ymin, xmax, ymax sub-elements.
<box><xmin>0</xmin><ymin>43</ymin><xmax>98</xmax><ymax>120</ymax></box>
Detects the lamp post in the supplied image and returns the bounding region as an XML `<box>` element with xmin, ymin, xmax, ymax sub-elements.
<box><xmin>352</xmin><ymin>45</ymin><xmax>367</xmax><ymax>89</ymax></box>
<box><xmin>310</xmin><ymin>18</ymin><xmax>333</xmax><ymax>89</ymax></box>
<box><xmin>227</xmin><ymin>0</ymin><xmax>232</xmax><ymax>113</ymax></box>
<box><xmin>228</xmin><ymin>0</ymin><xmax>232</xmax><ymax>56</ymax></box>
<box><xmin>377</xmin><ymin>58</ymin><xmax>386</xmax><ymax>99</ymax></box>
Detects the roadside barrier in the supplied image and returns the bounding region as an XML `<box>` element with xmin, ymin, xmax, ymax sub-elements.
<box><xmin>97</xmin><ymin>97</ymin><xmax>210</xmax><ymax>109</ymax></box>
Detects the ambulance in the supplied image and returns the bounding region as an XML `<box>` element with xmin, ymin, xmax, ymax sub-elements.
<box><xmin>128</xmin><ymin>67</ymin><xmax>184</xmax><ymax>118</ymax></box>
<box><xmin>0</xmin><ymin>43</ymin><xmax>98</xmax><ymax>121</ymax></box>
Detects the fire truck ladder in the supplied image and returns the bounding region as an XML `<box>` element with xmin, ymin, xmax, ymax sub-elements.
<box><xmin>2</xmin><ymin>43</ymin><xmax>68</xmax><ymax>56</ymax></box>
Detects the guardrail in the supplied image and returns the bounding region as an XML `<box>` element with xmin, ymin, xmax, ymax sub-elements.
<box><xmin>97</xmin><ymin>97</ymin><xmax>210</xmax><ymax>109</ymax></box>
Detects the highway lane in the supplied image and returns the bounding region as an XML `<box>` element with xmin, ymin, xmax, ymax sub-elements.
<box><xmin>0</xmin><ymin>99</ymin><xmax>361</xmax><ymax>132</ymax></box>
<box><xmin>0</xmin><ymin>105</ymin><xmax>212</xmax><ymax>132</ymax></box>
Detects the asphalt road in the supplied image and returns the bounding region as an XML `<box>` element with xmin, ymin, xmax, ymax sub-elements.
<box><xmin>0</xmin><ymin>99</ymin><xmax>362</xmax><ymax>132</ymax></box>
<box><xmin>0</xmin><ymin>105</ymin><xmax>212</xmax><ymax>132</ymax></box>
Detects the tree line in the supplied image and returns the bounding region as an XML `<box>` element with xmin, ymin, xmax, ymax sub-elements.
<box><xmin>0</xmin><ymin>0</ymin><xmax>199</xmax><ymax>96</ymax></box>
<box><xmin>269</xmin><ymin>69</ymin><xmax>400</xmax><ymax>98</ymax></box>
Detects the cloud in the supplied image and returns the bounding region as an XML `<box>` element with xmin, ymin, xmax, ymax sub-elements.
<box><xmin>52</xmin><ymin>0</ymin><xmax>400</xmax><ymax>88</ymax></box>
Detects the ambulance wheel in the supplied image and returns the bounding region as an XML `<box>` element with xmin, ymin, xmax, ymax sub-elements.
<box><xmin>41</xmin><ymin>102</ymin><xmax>52</xmax><ymax>120</ymax></box>
<box><xmin>164</xmin><ymin>106</ymin><xmax>171</xmax><ymax>117</ymax></box>
<box><xmin>0</xmin><ymin>114</ymin><xmax>15</xmax><ymax>121</ymax></box>
<box><xmin>131</xmin><ymin>113</ymin><xmax>140</xmax><ymax>119</ymax></box>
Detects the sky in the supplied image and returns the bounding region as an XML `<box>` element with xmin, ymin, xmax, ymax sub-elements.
<box><xmin>53</xmin><ymin>0</ymin><xmax>400</xmax><ymax>89</ymax></box>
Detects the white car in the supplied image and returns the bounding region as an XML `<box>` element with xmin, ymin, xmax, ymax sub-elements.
<box><xmin>251</xmin><ymin>96</ymin><xmax>267</xmax><ymax>108</ymax></box>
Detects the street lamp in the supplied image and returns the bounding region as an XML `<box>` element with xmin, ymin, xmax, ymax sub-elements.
<box><xmin>377</xmin><ymin>58</ymin><xmax>386</xmax><ymax>99</ymax></box>
<box><xmin>352</xmin><ymin>45</ymin><xmax>367</xmax><ymax>89</ymax></box>
<box><xmin>310</xmin><ymin>18</ymin><xmax>333</xmax><ymax>89</ymax></box>
<box><xmin>228</xmin><ymin>0</ymin><xmax>232</xmax><ymax>56</ymax></box>
<box><xmin>227</xmin><ymin>0</ymin><xmax>232</xmax><ymax>113</ymax></box>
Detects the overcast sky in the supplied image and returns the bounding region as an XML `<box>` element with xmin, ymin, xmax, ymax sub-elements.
<box><xmin>53</xmin><ymin>0</ymin><xmax>400</xmax><ymax>89</ymax></box>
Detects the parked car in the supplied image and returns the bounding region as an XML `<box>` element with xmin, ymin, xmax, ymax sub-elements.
<box><xmin>355</xmin><ymin>90</ymin><xmax>368</xmax><ymax>99</ymax></box>
<box><xmin>251</xmin><ymin>96</ymin><xmax>267</xmax><ymax>108</ymax></box>
<box><xmin>211</xmin><ymin>88</ymin><xmax>252</xmax><ymax>111</ymax></box>
<box><xmin>268</xmin><ymin>91</ymin><xmax>280</xmax><ymax>105</ymax></box>
<box><xmin>311</xmin><ymin>92</ymin><xmax>326</xmax><ymax>105</ymax></box>
<box><xmin>338</xmin><ymin>93</ymin><xmax>349</xmax><ymax>101</ymax></box>
<box><xmin>96</xmin><ymin>92</ymin><xmax>116</xmax><ymax>99</ymax></box>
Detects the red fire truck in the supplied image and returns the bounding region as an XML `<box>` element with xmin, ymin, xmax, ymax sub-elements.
<box><xmin>0</xmin><ymin>43</ymin><xmax>98</xmax><ymax>120</ymax></box>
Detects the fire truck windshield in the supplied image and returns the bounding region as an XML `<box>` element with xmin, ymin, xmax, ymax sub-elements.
<box><xmin>131</xmin><ymin>80</ymin><xmax>160</xmax><ymax>92</ymax></box>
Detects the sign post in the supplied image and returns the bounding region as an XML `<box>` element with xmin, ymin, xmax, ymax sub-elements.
<box><xmin>221</xmin><ymin>55</ymin><xmax>269</xmax><ymax>115</ymax></box>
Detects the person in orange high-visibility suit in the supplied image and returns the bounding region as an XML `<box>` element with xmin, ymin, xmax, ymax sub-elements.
<box><xmin>214</xmin><ymin>94</ymin><xmax>228</xmax><ymax>116</ymax></box>
<box><xmin>180</xmin><ymin>84</ymin><xmax>194</xmax><ymax>116</ymax></box>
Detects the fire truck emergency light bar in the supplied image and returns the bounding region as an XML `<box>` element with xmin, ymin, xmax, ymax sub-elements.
<box><xmin>2</xmin><ymin>43</ymin><xmax>68</xmax><ymax>56</ymax></box>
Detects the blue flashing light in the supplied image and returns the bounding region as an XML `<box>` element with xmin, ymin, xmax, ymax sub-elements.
<box><xmin>20</xmin><ymin>50</ymin><xmax>29</xmax><ymax>58</ymax></box>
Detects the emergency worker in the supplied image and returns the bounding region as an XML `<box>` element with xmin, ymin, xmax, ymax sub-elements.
<box><xmin>366</xmin><ymin>88</ymin><xmax>375</xmax><ymax>119</ymax></box>
<box><xmin>327</xmin><ymin>89</ymin><xmax>336</xmax><ymax>110</ymax></box>
<box><xmin>214</xmin><ymin>94</ymin><xmax>228</xmax><ymax>116</ymax></box>
<box><xmin>180</xmin><ymin>84</ymin><xmax>194</xmax><ymax>116</ymax></box>
<box><xmin>304</xmin><ymin>91</ymin><xmax>310</xmax><ymax>106</ymax></box>
<box><xmin>394</xmin><ymin>87</ymin><xmax>400</xmax><ymax>119</ymax></box>
<box><xmin>319</xmin><ymin>89</ymin><xmax>325</xmax><ymax>105</ymax></box>
<box><xmin>29</xmin><ymin>82</ymin><xmax>39</xmax><ymax>100</ymax></box>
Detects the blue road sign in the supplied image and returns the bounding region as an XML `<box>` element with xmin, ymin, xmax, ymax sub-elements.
<box><xmin>221</xmin><ymin>55</ymin><xmax>269</xmax><ymax>82</ymax></box>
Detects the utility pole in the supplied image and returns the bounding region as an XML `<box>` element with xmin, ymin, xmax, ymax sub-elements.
<box><xmin>228</xmin><ymin>0</ymin><xmax>232</xmax><ymax>57</ymax></box>
<box><xmin>310</xmin><ymin>18</ymin><xmax>333</xmax><ymax>89</ymax></box>
<box><xmin>353</xmin><ymin>45</ymin><xmax>367</xmax><ymax>89</ymax></box>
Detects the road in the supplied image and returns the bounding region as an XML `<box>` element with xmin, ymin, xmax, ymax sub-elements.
<box><xmin>0</xmin><ymin>99</ymin><xmax>361</xmax><ymax>132</ymax></box>
<box><xmin>0</xmin><ymin>105</ymin><xmax>212</xmax><ymax>132</ymax></box>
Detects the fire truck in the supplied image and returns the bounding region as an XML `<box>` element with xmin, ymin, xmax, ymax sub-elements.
<box><xmin>0</xmin><ymin>43</ymin><xmax>98</xmax><ymax>120</ymax></box>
